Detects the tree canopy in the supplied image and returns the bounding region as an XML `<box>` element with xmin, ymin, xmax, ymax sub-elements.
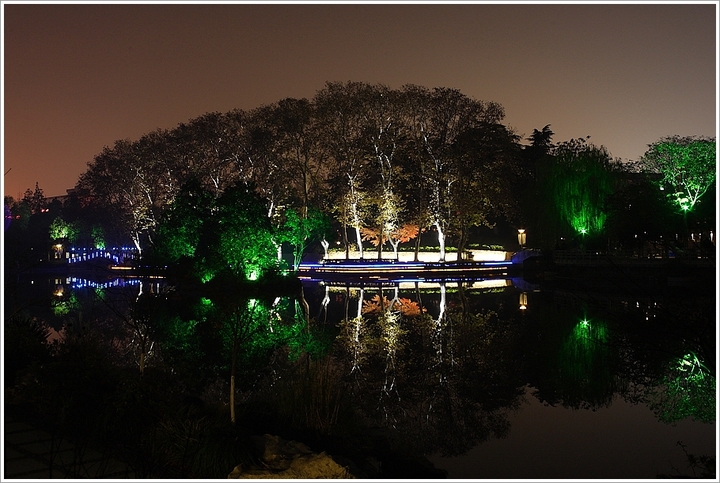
<box><xmin>75</xmin><ymin>82</ymin><xmax>523</xmax><ymax>263</ymax></box>
<box><xmin>640</xmin><ymin>135</ymin><xmax>716</xmax><ymax>212</ymax></box>
<box><xmin>68</xmin><ymin>82</ymin><xmax>715</xmax><ymax>264</ymax></box>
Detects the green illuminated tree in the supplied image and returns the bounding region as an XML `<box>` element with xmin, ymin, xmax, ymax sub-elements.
<box><xmin>361</xmin><ymin>188</ymin><xmax>405</xmax><ymax>259</ymax></box>
<box><xmin>49</xmin><ymin>216</ymin><xmax>80</xmax><ymax>243</ymax></box>
<box><xmin>154</xmin><ymin>178</ymin><xmax>215</xmax><ymax>264</ymax></box>
<box><xmin>277</xmin><ymin>207</ymin><xmax>330</xmax><ymax>270</ymax></box>
<box><xmin>154</xmin><ymin>180</ymin><xmax>279</xmax><ymax>282</ymax></box>
<box><xmin>546</xmin><ymin>137</ymin><xmax>616</xmax><ymax>241</ymax></box>
<box><xmin>201</xmin><ymin>183</ymin><xmax>278</xmax><ymax>281</ymax></box>
<box><xmin>640</xmin><ymin>135</ymin><xmax>716</xmax><ymax>212</ymax></box>
<box><xmin>91</xmin><ymin>225</ymin><xmax>106</xmax><ymax>249</ymax></box>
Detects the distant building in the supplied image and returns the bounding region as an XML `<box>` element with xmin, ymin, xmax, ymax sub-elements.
<box><xmin>44</xmin><ymin>188</ymin><xmax>76</xmax><ymax>206</ymax></box>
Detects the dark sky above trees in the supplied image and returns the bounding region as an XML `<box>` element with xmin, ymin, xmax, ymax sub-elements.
<box><xmin>2</xmin><ymin>2</ymin><xmax>716</xmax><ymax>198</ymax></box>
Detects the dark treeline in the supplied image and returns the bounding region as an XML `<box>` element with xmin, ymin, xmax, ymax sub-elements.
<box><xmin>72</xmin><ymin>82</ymin><xmax>517</xmax><ymax>262</ymax></box>
<box><xmin>5</xmin><ymin>82</ymin><xmax>716</xmax><ymax>275</ymax></box>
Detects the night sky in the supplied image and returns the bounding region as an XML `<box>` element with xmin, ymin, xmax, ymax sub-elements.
<box><xmin>2</xmin><ymin>2</ymin><xmax>717</xmax><ymax>198</ymax></box>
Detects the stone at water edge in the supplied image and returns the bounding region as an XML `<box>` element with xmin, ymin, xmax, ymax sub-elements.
<box><xmin>227</xmin><ymin>434</ymin><xmax>355</xmax><ymax>479</ymax></box>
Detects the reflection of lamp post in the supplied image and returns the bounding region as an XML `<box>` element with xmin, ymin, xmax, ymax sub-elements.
<box><xmin>517</xmin><ymin>229</ymin><xmax>526</xmax><ymax>248</ymax></box>
<box><xmin>519</xmin><ymin>292</ymin><xmax>528</xmax><ymax>310</ymax></box>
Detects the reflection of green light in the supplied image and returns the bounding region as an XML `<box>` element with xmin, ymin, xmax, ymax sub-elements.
<box><xmin>247</xmin><ymin>269</ymin><xmax>259</xmax><ymax>281</ymax></box>
<box><xmin>649</xmin><ymin>352</ymin><xmax>715</xmax><ymax>424</ymax></box>
<box><xmin>572</xmin><ymin>317</ymin><xmax>603</xmax><ymax>343</ymax></box>
<box><xmin>554</xmin><ymin>316</ymin><xmax>615</xmax><ymax>409</ymax></box>
<box><xmin>564</xmin><ymin>317</ymin><xmax>610</xmax><ymax>365</ymax></box>
<box><xmin>52</xmin><ymin>293</ymin><xmax>79</xmax><ymax>317</ymax></box>
<box><xmin>200</xmin><ymin>269</ymin><xmax>214</xmax><ymax>283</ymax></box>
<box><xmin>52</xmin><ymin>300</ymin><xmax>70</xmax><ymax>316</ymax></box>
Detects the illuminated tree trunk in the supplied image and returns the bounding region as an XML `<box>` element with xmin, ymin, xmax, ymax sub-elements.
<box><xmin>389</xmin><ymin>238</ymin><xmax>400</xmax><ymax>259</ymax></box>
<box><xmin>319</xmin><ymin>285</ymin><xmax>330</xmax><ymax>324</ymax></box>
<box><xmin>456</xmin><ymin>222</ymin><xmax>469</xmax><ymax>261</ymax></box>
<box><xmin>432</xmin><ymin>282</ymin><xmax>447</xmax><ymax>382</ymax></box>
<box><xmin>131</xmin><ymin>232</ymin><xmax>142</xmax><ymax>257</ymax></box>
<box><xmin>436</xmin><ymin>282</ymin><xmax>446</xmax><ymax>330</ymax></box>
<box><xmin>350</xmin><ymin>287</ymin><xmax>365</xmax><ymax>373</ymax></box>
<box><xmin>354</xmin><ymin>223</ymin><xmax>363</xmax><ymax>259</ymax></box>
<box><xmin>344</xmin><ymin>284</ymin><xmax>350</xmax><ymax>321</ymax></box>
<box><xmin>435</xmin><ymin>221</ymin><xmax>446</xmax><ymax>262</ymax></box>
<box><xmin>357</xmin><ymin>287</ymin><xmax>364</xmax><ymax>319</ymax></box>
<box><xmin>348</xmin><ymin>177</ymin><xmax>364</xmax><ymax>259</ymax></box>
<box><xmin>343</xmin><ymin>225</ymin><xmax>349</xmax><ymax>259</ymax></box>
<box><xmin>298</xmin><ymin>284</ymin><xmax>310</xmax><ymax>323</ymax></box>
<box><xmin>414</xmin><ymin>232</ymin><xmax>422</xmax><ymax>261</ymax></box>
<box><xmin>139</xmin><ymin>344</ymin><xmax>146</xmax><ymax>375</ymax></box>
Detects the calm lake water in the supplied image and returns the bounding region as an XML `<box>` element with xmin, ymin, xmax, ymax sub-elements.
<box><xmin>5</xmin><ymin>267</ymin><xmax>717</xmax><ymax>479</ymax></box>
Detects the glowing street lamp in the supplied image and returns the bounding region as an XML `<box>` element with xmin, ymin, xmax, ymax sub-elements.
<box><xmin>517</xmin><ymin>229</ymin><xmax>526</xmax><ymax>248</ymax></box>
<box><xmin>519</xmin><ymin>292</ymin><xmax>528</xmax><ymax>310</ymax></box>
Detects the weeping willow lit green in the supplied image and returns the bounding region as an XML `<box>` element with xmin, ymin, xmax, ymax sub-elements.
<box><xmin>549</xmin><ymin>139</ymin><xmax>614</xmax><ymax>236</ymax></box>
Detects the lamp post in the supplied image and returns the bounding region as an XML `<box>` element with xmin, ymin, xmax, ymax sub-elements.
<box><xmin>517</xmin><ymin>229</ymin><xmax>526</xmax><ymax>249</ymax></box>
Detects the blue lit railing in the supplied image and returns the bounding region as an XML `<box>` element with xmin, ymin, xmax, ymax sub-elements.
<box><xmin>66</xmin><ymin>247</ymin><xmax>138</xmax><ymax>265</ymax></box>
<box><xmin>66</xmin><ymin>276</ymin><xmax>142</xmax><ymax>290</ymax></box>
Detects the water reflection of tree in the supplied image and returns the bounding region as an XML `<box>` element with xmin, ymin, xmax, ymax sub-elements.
<box><xmin>646</xmin><ymin>351</ymin><xmax>715</xmax><ymax>424</ymax></box>
<box><xmin>526</xmin><ymin>289</ymin><xmax>716</xmax><ymax>424</ymax></box>
<box><xmin>618</xmin><ymin>298</ymin><xmax>716</xmax><ymax>424</ymax></box>
<box><xmin>9</xmin><ymin>275</ymin><xmax>714</xmax><ymax>475</ymax></box>
<box><xmin>336</xmin><ymin>284</ymin><xmax>526</xmax><ymax>457</ymax></box>
<box><xmin>529</xmin><ymin>306</ymin><xmax>622</xmax><ymax>410</ymax></box>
